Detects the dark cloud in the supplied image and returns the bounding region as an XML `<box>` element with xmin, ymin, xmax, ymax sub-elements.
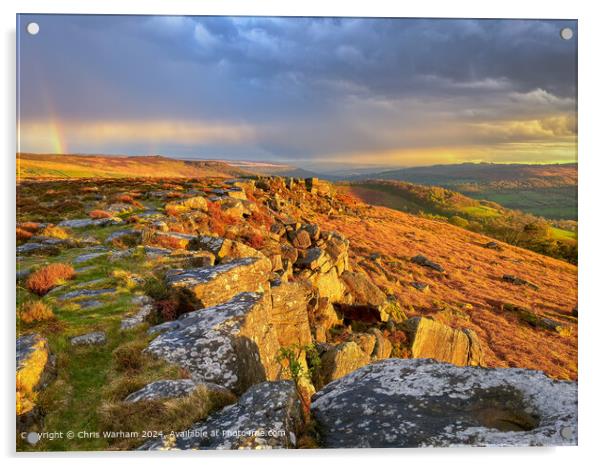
<box><xmin>17</xmin><ymin>15</ymin><xmax>577</xmax><ymax>168</ymax></box>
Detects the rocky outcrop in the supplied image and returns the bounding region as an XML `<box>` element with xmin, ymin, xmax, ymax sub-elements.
<box><xmin>319</xmin><ymin>341</ymin><xmax>371</xmax><ymax>385</ymax></box>
<box><xmin>403</xmin><ymin>317</ymin><xmax>485</xmax><ymax>366</ymax></box>
<box><xmin>165</xmin><ymin>256</ymin><xmax>271</xmax><ymax>308</ymax></box>
<box><xmin>146</xmin><ymin>292</ymin><xmax>280</xmax><ymax>394</ymax></box>
<box><xmin>17</xmin><ymin>334</ymin><xmax>55</xmax><ymax>430</ymax></box>
<box><xmin>123</xmin><ymin>379</ymin><xmax>235</xmax><ymax>403</ymax></box>
<box><xmin>311</xmin><ymin>359</ymin><xmax>577</xmax><ymax>447</ymax></box>
<box><xmin>141</xmin><ymin>381</ymin><xmax>302</xmax><ymax>450</ymax></box>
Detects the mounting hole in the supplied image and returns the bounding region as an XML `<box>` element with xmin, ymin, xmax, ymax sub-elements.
<box><xmin>560</xmin><ymin>27</ymin><xmax>573</xmax><ymax>40</ymax></box>
<box><xmin>27</xmin><ymin>22</ymin><xmax>40</xmax><ymax>35</ymax></box>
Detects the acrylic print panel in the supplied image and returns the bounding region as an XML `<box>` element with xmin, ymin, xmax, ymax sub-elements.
<box><xmin>16</xmin><ymin>14</ymin><xmax>577</xmax><ymax>451</ymax></box>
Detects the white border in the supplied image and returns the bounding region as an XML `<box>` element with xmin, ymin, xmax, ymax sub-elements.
<box><xmin>3</xmin><ymin>1</ymin><xmax>602</xmax><ymax>465</ymax></box>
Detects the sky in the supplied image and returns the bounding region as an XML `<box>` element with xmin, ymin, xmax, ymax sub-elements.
<box><xmin>17</xmin><ymin>15</ymin><xmax>577</xmax><ymax>172</ymax></box>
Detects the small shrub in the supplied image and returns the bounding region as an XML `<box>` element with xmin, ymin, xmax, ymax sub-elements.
<box><xmin>112</xmin><ymin>340</ymin><xmax>147</xmax><ymax>373</ymax></box>
<box><xmin>19</xmin><ymin>222</ymin><xmax>41</xmax><ymax>233</ymax></box>
<box><xmin>25</xmin><ymin>263</ymin><xmax>76</xmax><ymax>295</ymax></box>
<box><xmin>112</xmin><ymin>269</ymin><xmax>138</xmax><ymax>289</ymax></box>
<box><xmin>40</xmin><ymin>225</ymin><xmax>70</xmax><ymax>240</ymax></box>
<box><xmin>89</xmin><ymin>209</ymin><xmax>113</xmax><ymax>219</ymax></box>
<box><xmin>16</xmin><ymin>227</ymin><xmax>33</xmax><ymax>241</ymax></box>
<box><xmin>153</xmin><ymin>235</ymin><xmax>187</xmax><ymax>250</ymax></box>
<box><xmin>117</xmin><ymin>194</ymin><xmax>144</xmax><ymax>208</ymax></box>
<box><xmin>165</xmin><ymin>203</ymin><xmax>187</xmax><ymax>217</ymax></box>
<box><xmin>245</xmin><ymin>232</ymin><xmax>265</xmax><ymax>249</ymax></box>
<box><xmin>19</xmin><ymin>301</ymin><xmax>55</xmax><ymax>323</ymax></box>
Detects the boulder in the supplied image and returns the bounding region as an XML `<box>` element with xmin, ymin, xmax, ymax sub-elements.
<box><xmin>296</xmin><ymin>247</ymin><xmax>329</xmax><ymax>271</ymax></box>
<box><xmin>16</xmin><ymin>334</ymin><xmax>55</xmax><ymax>430</ymax></box>
<box><xmin>165</xmin><ymin>256</ymin><xmax>271</xmax><ymax>308</ymax></box>
<box><xmin>403</xmin><ymin>317</ymin><xmax>485</xmax><ymax>366</ymax></box>
<box><xmin>192</xmin><ymin>236</ymin><xmax>260</xmax><ymax>262</ymax></box>
<box><xmin>288</xmin><ymin>229</ymin><xmax>312</xmax><ymax>249</ymax></box>
<box><xmin>411</xmin><ymin>255</ymin><xmax>445</xmax><ymax>273</ymax></box>
<box><xmin>146</xmin><ymin>292</ymin><xmax>281</xmax><ymax>394</ymax></box>
<box><xmin>270</xmin><ymin>282</ymin><xmax>313</xmax><ymax>349</ymax></box>
<box><xmin>307</xmin><ymin>267</ymin><xmax>346</xmax><ymax>302</ymax></box>
<box><xmin>368</xmin><ymin>328</ymin><xmax>392</xmax><ymax>360</ymax></box>
<box><xmin>311</xmin><ymin>359</ymin><xmax>577</xmax><ymax>447</ymax></box>
<box><xmin>350</xmin><ymin>333</ymin><xmax>376</xmax><ymax>355</ymax></box>
<box><xmin>312</xmin><ymin>298</ymin><xmax>342</xmax><ymax>342</ymax></box>
<box><xmin>338</xmin><ymin>270</ymin><xmax>398</xmax><ymax>322</ymax></box>
<box><xmin>319</xmin><ymin>342</ymin><xmax>371</xmax><ymax>385</ymax></box>
<box><xmin>141</xmin><ymin>381</ymin><xmax>302</xmax><ymax>450</ymax></box>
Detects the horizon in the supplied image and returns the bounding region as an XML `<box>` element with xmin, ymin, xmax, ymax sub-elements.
<box><xmin>17</xmin><ymin>15</ymin><xmax>577</xmax><ymax>170</ymax></box>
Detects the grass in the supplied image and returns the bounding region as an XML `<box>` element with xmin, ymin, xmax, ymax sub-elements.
<box><xmin>550</xmin><ymin>227</ymin><xmax>577</xmax><ymax>241</ymax></box>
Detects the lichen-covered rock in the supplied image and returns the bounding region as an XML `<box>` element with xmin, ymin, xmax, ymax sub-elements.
<box><xmin>192</xmin><ymin>236</ymin><xmax>260</xmax><ymax>262</ymax></box>
<box><xmin>70</xmin><ymin>331</ymin><xmax>106</xmax><ymax>346</ymax></box>
<box><xmin>141</xmin><ymin>381</ymin><xmax>302</xmax><ymax>450</ymax></box>
<box><xmin>165</xmin><ymin>196</ymin><xmax>208</xmax><ymax>213</ymax></box>
<box><xmin>165</xmin><ymin>256</ymin><xmax>271</xmax><ymax>308</ymax></box>
<box><xmin>270</xmin><ymin>282</ymin><xmax>313</xmax><ymax>348</ymax></box>
<box><xmin>124</xmin><ymin>379</ymin><xmax>196</xmax><ymax>402</ymax></box>
<box><xmin>307</xmin><ymin>267</ymin><xmax>346</xmax><ymax>302</ymax></box>
<box><xmin>403</xmin><ymin>317</ymin><xmax>486</xmax><ymax>366</ymax></box>
<box><xmin>339</xmin><ymin>270</ymin><xmax>393</xmax><ymax>321</ymax></box>
<box><xmin>59</xmin><ymin>217</ymin><xmax>122</xmax><ymax>229</ymax></box>
<box><xmin>146</xmin><ymin>292</ymin><xmax>280</xmax><ymax>394</ymax></box>
<box><xmin>125</xmin><ymin>379</ymin><xmax>233</xmax><ymax>403</ymax></box>
<box><xmin>319</xmin><ymin>342</ymin><xmax>371</xmax><ymax>385</ymax></box>
<box><xmin>120</xmin><ymin>302</ymin><xmax>154</xmax><ymax>330</ymax></box>
<box><xmin>311</xmin><ymin>359</ymin><xmax>577</xmax><ymax>447</ymax></box>
<box><xmin>16</xmin><ymin>334</ymin><xmax>55</xmax><ymax>430</ymax></box>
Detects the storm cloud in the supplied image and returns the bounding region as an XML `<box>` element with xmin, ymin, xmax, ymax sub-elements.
<box><xmin>17</xmin><ymin>15</ymin><xmax>577</xmax><ymax>170</ymax></box>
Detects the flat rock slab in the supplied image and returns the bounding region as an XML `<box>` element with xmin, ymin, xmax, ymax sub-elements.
<box><xmin>120</xmin><ymin>303</ymin><xmax>154</xmax><ymax>330</ymax></box>
<box><xmin>124</xmin><ymin>380</ymin><xmax>232</xmax><ymax>403</ymax></box>
<box><xmin>73</xmin><ymin>252</ymin><xmax>107</xmax><ymax>264</ymax></box>
<box><xmin>146</xmin><ymin>292</ymin><xmax>280</xmax><ymax>394</ymax></box>
<box><xmin>70</xmin><ymin>331</ymin><xmax>106</xmax><ymax>346</ymax></box>
<box><xmin>59</xmin><ymin>217</ymin><xmax>122</xmax><ymax>228</ymax></box>
<box><xmin>165</xmin><ymin>256</ymin><xmax>271</xmax><ymax>308</ymax></box>
<box><xmin>140</xmin><ymin>381</ymin><xmax>301</xmax><ymax>450</ymax></box>
<box><xmin>311</xmin><ymin>359</ymin><xmax>577</xmax><ymax>448</ymax></box>
<box><xmin>125</xmin><ymin>379</ymin><xmax>197</xmax><ymax>403</ymax></box>
<box><xmin>58</xmin><ymin>288</ymin><xmax>116</xmax><ymax>301</ymax></box>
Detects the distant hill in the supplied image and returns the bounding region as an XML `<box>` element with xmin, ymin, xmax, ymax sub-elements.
<box><xmin>349</xmin><ymin>162</ymin><xmax>577</xmax><ymax>220</ymax></box>
<box><xmin>340</xmin><ymin>179</ymin><xmax>577</xmax><ymax>264</ymax></box>
<box><xmin>222</xmin><ymin>160</ymin><xmax>323</xmax><ymax>179</ymax></box>
<box><xmin>17</xmin><ymin>153</ymin><xmax>254</xmax><ymax>180</ymax></box>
